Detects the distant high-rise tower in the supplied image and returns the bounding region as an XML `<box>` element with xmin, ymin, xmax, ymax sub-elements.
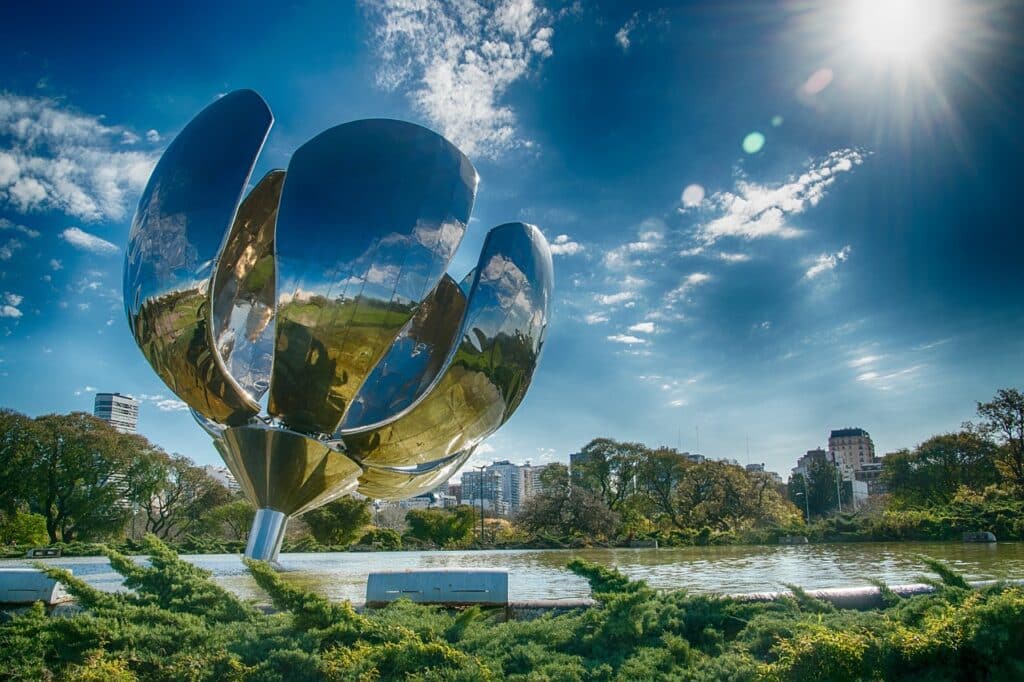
<box><xmin>93</xmin><ymin>393</ymin><xmax>140</xmax><ymax>434</ymax></box>
<box><xmin>828</xmin><ymin>428</ymin><xmax>876</xmax><ymax>481</ymax></box>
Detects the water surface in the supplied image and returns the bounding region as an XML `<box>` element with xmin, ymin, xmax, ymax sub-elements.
<box><xmin>4</xmin><ymin>542</ymin><xmax>1021</xmax><ymax>604</ymax></box>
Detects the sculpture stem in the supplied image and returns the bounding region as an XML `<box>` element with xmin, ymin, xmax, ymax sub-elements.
<box><xmin>246</xmin><ymin>508</ymin><xmax>288</xmax><ymax>563</ymax></box>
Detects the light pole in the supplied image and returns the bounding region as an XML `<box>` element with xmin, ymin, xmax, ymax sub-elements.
<box><xmin>796</xmin><ymin>476</ymin><xmax>811</xmax><ymax>522</ymax></box>
<box><xmin>834</xmin><ymin>462</ymin><xmax>843</xmax><ymax>514</ymax></box>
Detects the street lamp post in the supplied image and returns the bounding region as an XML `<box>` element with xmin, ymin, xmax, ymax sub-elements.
<box><xmin>796</xmin><ymin>477</ymin><xmax>811</xmax><ymax>522</ymax></box>
<box><xmin>835</xmin><ymin>462</ymin><xmax>843</xmax><ymax>514</ymax></box>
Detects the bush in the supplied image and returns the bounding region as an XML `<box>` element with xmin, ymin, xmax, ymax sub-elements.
<box><xmin>3</xmin><ymin>536</ymin><xmax>1024</xmax><ymax>680</ymax></box>
<box><xmin>0</xmin><ymin>511</ymin><xmax>48</xmax><ymax>546</ymax></box>
<box><xmin>354</xmin><ymin>527</ymin><xmax>402</xmax><ymax>550</ymax></box>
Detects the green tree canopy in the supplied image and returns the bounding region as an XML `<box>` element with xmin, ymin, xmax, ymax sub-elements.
<box><xmin>404</xmin><ymin>506</ymin><xmax>476</xmax><ymax>546</ymax></box>
<box><xmin>883</xmin><ymin>432</ymin><xmax>1000</xmax><ymax>506</ymax></box>
<box><xmin>571</xmin><ymin>438</ymin><xmax>646</xmax><ymax>511</ymax></box>
<box><xmin>517</xmin><ymin>463</ymin><xmax>620</xmax><ymax>539</ymax></box>
<box><xmin>972</xmin><ymin>388</ymin><xmax>1024</xmax><ymax>492</ymax></box>
<box><xmin>201</xmin><ymin>499</ymin><xmax>256</xmax><ymax>542</ymax></box>
<box><xmin>301</xmin><ymin>496</ymin><xmax>372</xmax><ymax>546</ymax></box>
<box><xmin>788</xmin><ymin>458</ymin><xmax>847</xmax><ymax>517</ymax></box>
<box><xmin>3</xmin><ymin>411</ymin><xmax>168</xmax><ymax>542</ymax></box>
<box><xmin>140</xmin><ymin>455</ymin><xmax>232</xmax><ymax>540</ymax></box>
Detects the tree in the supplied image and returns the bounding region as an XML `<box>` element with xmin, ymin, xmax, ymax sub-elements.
<box><xmin>571</xmin><ymin>438</ymin><xmax>646</xmax><ymax>511</ymax></box>
<box><xmin>788</xmin><ymin>459</ymin><xmax>846</xmax><ymax>517</ymax></box>
<box><xmin>0</xmin><ymin>410</ymin><xmax>38</xmax><ymax>514</ymax></box>
<box><xmin>373</xmin><ymin>504</ymin><xmax>408</xmax><ymax>532</ymax></box>
<box><xmin>882</xmin><ymin>433</ymin><xmax>999</xmax><ymax>506</ymax></box>
<box><xmin>405</xmin><ymin>506</ymin><xmax>476</xmax><ymax>546</ymax></box>
<box><xmin>302</xmin><ymin>496</ymin><xmax>372</xmax><ymax>546</ymax></box>
<box><xmin>635</xmin><ymin>447</ymin><xmax>692</xmax><ymax>529</ymax></box>
<box><xmin>668</xmin><ymin>460</ymin><xmax>800</xmax><ymax>532</ymax></box>
<box><xmin>202</xmin><ymin>499</ymin><xmax>256</xmax><ymax>542</ymax></box>
<box><xmin>12</xmin><ymin>412</ymin><xmax>167</xmax><ymax>542</ymax></box>
<box><xmin>0</xmin><ymin>510</ymin><xmax>48</xmax><ymax>545</ymax></box>
<box><xmin>972</xmin><ymin>388</ymin><xmax>1024</xmax><ymax>492</ymax></box>
<box><xmin>517</xmin><ymin>463</ymin><xmax>620</xmax><ymax>539</ymax></box>
<box><xmin>140</xmin><ymin>455</ymin><xmax>232</xmax><ymax>539</ymax></box>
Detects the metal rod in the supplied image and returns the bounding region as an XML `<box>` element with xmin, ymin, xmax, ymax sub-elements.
<box><xmin>245</xmin><ymin>508</ymin><xmax>288</xmax><ymax>562</ymax></box>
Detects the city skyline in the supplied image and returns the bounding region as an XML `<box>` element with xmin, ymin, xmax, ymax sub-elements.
<box><xmin>1</xmin><ymin>1</ymin><xmax>1022</xmax><ymax>480</ymax></box>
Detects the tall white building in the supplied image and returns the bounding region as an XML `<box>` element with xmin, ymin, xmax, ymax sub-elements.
<box><xmin>93</xmin><ymin>393</ymin><xmax>140</xmax><ymax>434</ymax></box>
<box><xmin>486</xmin><ymin>460</ymin><xmax>523</xmax><ymax>512</ymax></box>
<box><xmin>462</xmin><ymin>469</ymin><xmax>508</xmax><ymax>515</ymax></box>
<box><xmin>520</xmin><ymin>463</ymin><xmax>549</xmax><ymax>503</ymax></box>
<box><xmin>202</xmin><ymin>465</ymin><xmax>240</xmax><ymax>493</ymax></box>
<box><xmin>828</xmin><ymin>428</ymin><xmax>877</xmax><ymax>482</ymax></box>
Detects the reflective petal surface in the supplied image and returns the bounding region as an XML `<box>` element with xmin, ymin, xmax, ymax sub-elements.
<box><xmin>356</xmin><ymin>449</ymin><xmax>473</xmax><ymax>500</ymax></box>
<box><xmin>218</xmin><ymin>424</ymin><xmax>363</xmax><ymax>516</ymax></box>
<box><xmin>123</xmin><ymin>89</ymin><xmax>273</xmax><ymax>424</ymax></box>
<box><xmin>341</xmin><ymin>222</ymin><xmax>553</xmax><ymax>468</ymax></box>
<box><xmin>269</xmin><ymin>119</ymin><xmax>478</xmax><ymax>435</ymax></box>
<box><xmin>211</xmin><ymin>170</ymin><xmax>284</xmax><ymax>401</ymax></box>
<box><xmin>339</xmin><ymin>274</ymin><xmax>466</xmax><ymax>431</ymax></box>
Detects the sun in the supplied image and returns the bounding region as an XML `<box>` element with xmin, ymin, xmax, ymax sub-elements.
<box><xmin>842</xmin><ymin>0</ymin><xmax>953</xmax><ymax>66</ymax></box>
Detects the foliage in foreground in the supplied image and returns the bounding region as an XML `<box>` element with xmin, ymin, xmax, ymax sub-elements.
<box><xmin>3</xmin><ymin>537</ymin><xmax>1024</xmax><ymax>680</ymax></box>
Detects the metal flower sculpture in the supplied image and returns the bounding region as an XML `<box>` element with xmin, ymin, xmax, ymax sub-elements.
<box><xmin>123</xmin><ymin>90</ymin><xmax>552</xmax><ymax>561</ymax></box>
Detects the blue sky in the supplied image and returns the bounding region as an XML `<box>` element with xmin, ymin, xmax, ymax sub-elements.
<box><xmin>1</xmin><ymin>0</ymin><xmax>1022</xmax><ymax>479</ymax></box>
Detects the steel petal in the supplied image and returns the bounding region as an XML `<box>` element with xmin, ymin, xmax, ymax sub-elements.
<box><xmin>210</xmin><ymin>170</ymin><xmax>284</xmax><ymax>402</ymax></box>
<box><xmin>341</xmin><ymin>222</ymin><xmax>552</xmax><ymax>471</ymax></box>
<box><xmin>339</xmin><ymin>274</ymin><xmax>466</xmax><ymax>431</ymax></box>
<box><xmin>356</xmin><ymin>449</ymin><xmax>473</xmax><ymax>500</ymax></box>
<box><xmin>267</xmin><ymin>119</ymin><xmax>477</xmax><ymax>436</ymax></box>
<box><xmin>123</xmin><ymin>89</ymin><xmax>272</xmax><ymax>424</ymax></box>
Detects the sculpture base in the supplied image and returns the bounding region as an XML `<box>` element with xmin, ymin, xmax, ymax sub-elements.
<box><xmin>245</xmin><ymin>508</ymin><xmax>288</xmax><ymax>562</ymax></box>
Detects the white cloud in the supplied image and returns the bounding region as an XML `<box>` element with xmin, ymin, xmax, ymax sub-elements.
<box><xmin>856</xmin><ymin>365</ymin><xmax>922</xmax><ymax>391</ymax></box>
<box><xmin>0</xmin><ymin>93</ymin><xmax>157</xmax><ymax>221</ymax></box>
<box><xmin>628</xmin><ymin>321</ymin><xmax>655</xmax><ymax>334</ymax></box>
<box><xmin>0</xmin><ymin>238</ymin><xmax>21</xmax><ymax>260</ymax></box>
<box><xmin>717</xmin><ymin>252</ymin><xmax>750</xmax><ymax>263</ymax></box>
<box><xmin>804</xmin><ymin>245</ymin><xmax>851</xmax><ymax>279</ymax></box>
<box><xmin>595</xmin><ymin>291</ymin><xmax>635</xmax><ymax>306</ymax></box>
<box><xmin>365</xmin><ymin>0</ymin><xmax>555</xmax><ymax>158</ymax></box>
<box><xmin>665</xmin><ymin>272</ymin><xmax>710</xmax><ymax>304</ymax></box>
<box><xmin>848</xmin><ymin>354</ymin><xmax>882</xmax><ymax>368</ymax></box>
<box><xmin>615</xmin><ymin>12</ymin><xmax>638</xmax><ymax>50</ymax></box>
<box><xmin>49</xmin><ymin>258</ymin><xmax>62</xmax><ymax>270</ymax></box>
<box><xmin>60</xmin><ymin>227</ymin><xmax>118</xmax><ymax>255</ymax></box>
<box><xmin>0</xmin><ymin>217</ymin><xmax>40</xmax><ymax>238</ymax></box>
<box><xmin>607</xmin><ymin>334</ymin><xmax>647</xmax><ymax>344</ymax></box>
<box><xmin>1</xmin><ymin>291</ymin><xmax>23</xmax><ymax>318</ymax></box>
<box><xmin>584</xmin><ymin>312</ymin><xmax>609</xmax><ymax>324</ymax></box>
<box><xmin>155</xmin><ymin>398</ymin><xmax>189</xmax><ymax>412</ymax></box>
<box><xmin>693</xmin><ymin>149</ymin><xmax>864</xmax><ymax>246</ymax></box>
<box><xmin>603</xmin><ymin>219</ymin><xmax>665</xmax><ymax>269</ymax></box>
<box><xmin>549</xmin><ymin>233</ymin><xmax>583</xmax><ymax>256</ymax></box>
<box><xmin>146</xmin><ymin>129</ymin><xmax>161</xmax><ymax>143</ymax></box>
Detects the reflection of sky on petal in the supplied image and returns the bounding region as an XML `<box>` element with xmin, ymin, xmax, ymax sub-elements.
<box><xmin>343</xmin><ymin>222</ymin><xmax>552</xmax><ymax>471</ymax></box>
<box><xmin>125</xmin><ymin>91</ymin><xmax>271</xmax><ymax>321</ymax></box>
<box><xmin>268</xmin><ymin>119</ymin><xmax>477</xmax><ymax>434</ymax></box>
